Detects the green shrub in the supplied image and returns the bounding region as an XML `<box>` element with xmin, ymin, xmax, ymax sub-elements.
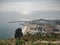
<box><xmin>16</xmin><ymin>39</ymin><xmax>25</xmax><ymax>45</ymax></box>
<box><xmin>32</xmin><ymin>42</ymin><xmax>40</xmax><ymax>45</ymax></box>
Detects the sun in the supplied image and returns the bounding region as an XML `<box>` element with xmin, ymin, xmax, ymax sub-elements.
<box><xmin>20</xmin><ymin>10</ymin><xmax>30</xmax><ymax>15</ymax></box>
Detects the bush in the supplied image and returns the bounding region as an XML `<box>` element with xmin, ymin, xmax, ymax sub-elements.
<box><xmin>16</xmin><ymin>39</ymin><xmax>25</xmax><ymax>45</ymax></box>
<box><xmin>32</xmin><ymin>41</ymin><xmax>40</xmax><ymax>45</ymax></box>
<box><xmin>32</xmin><ymin>43</ymin><xmax>40</xmax><ymax>45</ymax></box>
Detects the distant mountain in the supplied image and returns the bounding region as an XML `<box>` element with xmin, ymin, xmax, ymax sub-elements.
<box><xmin>31</xmin><ymin>19</ymin><xmax>60</xmax><ymax>26</ymax></box>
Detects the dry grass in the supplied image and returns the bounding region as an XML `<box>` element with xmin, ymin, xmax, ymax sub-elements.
<box><xmin>0</xmin><ymin>35</ymin><xmax>60</xmax><ymax>45</ymax></box>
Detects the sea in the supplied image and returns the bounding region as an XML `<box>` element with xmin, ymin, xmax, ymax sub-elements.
<box><xmin>0</xmin><ymin>22</ymin><xmax>23</xmax><ymax>40</ymax></box>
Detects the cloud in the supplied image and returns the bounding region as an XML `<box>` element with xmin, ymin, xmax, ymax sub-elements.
<box><xmin>0</xmin><ymin>0</ymin><xmax>60</xmax><ymax>17</ymax></box>
<box><xmin>0</xmin><ymin>2</ymin><xmax>60</xmax><ymax>12</ymax></box>
<box><xmin>0</xmin><ymin>0</ymin><xmax>60</xmax><ymax>3</ymax></box>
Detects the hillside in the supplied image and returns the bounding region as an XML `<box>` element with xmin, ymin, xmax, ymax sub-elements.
<box><xmin>0</xmin><ymin>35</ymin><xmax>60</xmax><ymax>45</ymax></box>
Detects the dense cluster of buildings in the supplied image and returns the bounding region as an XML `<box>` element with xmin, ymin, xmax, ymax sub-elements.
<box><xmin>23</xmin><ymin>19</ymin><xmax>60</xmax><ymax>36</ymax></box>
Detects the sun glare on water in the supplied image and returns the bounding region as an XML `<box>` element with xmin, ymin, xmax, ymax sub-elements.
<box><xmin>20</xmin><ymin>10</ymin><xmax>31</xmax><ymax>15</ymax></box>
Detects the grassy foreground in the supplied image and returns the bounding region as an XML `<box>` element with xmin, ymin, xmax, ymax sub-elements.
<box><xmin>0</xmin><ymin>35</ymin><xmax>60</xmax><ymax>45</ymax></box>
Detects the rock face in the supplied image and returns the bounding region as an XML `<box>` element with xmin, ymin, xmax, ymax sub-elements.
<box><xmin>15</xmin><ymin>28</ymin><xmax>23</xmax><ymax>38</ymax></box>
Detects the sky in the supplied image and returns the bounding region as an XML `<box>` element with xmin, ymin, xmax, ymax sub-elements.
<box><xmin>0</xmin><ymin>0</ymin><xmax>60</xmax><ymax>20</ymax></box>
<box><xmin>0</xmin><ymin>0</ymin><xmax>60</xmax><ymax>39</ymax></box>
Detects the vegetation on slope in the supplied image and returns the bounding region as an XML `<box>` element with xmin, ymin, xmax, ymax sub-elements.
<box><xmin>0</xmin><ymin>34</ymin><xmax>60</xmax><ymax>45</ymax></box>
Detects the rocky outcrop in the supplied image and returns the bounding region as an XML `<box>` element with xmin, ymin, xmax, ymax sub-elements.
<box><xmin>15</xmin><ymin>28</ymin><xmax>23</xmax><ymax>38</ymax></box>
